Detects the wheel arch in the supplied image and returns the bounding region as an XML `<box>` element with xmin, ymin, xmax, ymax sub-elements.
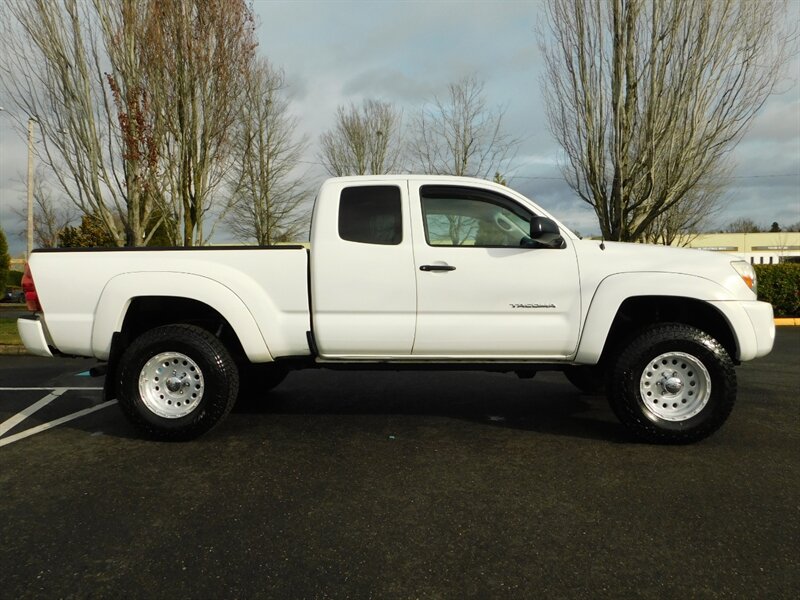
<box><xmin>599</xmin><ymin>296</ymin><xmax>737</xmax><ymax>363</ymax></box>
<box><xmin>576</xmin><ymin>273</ymin><xmax>739</xmax><ymax>364</ymax></box>
<box><xmin>92</xmin><ymin>272</ymin><xmax>273</xmax><ymax>363</ymax></box>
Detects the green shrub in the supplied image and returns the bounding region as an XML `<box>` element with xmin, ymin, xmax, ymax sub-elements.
<box><xmin>7</xmin><ymin>270</ymin><xmax>23</xmax><ymax>287</ymax></box>
<box><xmin>755</xmin><ymin>264</ymin><xmax>800</xmax><ymax>317</ymax></box>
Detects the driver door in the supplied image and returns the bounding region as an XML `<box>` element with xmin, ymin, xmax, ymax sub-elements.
<box><xmin>410</xmin><ymin>183</ymin><xmax>581</xmax><ymax>358</ymax></box>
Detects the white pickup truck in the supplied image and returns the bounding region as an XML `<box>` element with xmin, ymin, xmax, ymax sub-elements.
<box><xmin>18</xmin><ymin>175</ymin><xmax>775</xmax><ymax>443</ymax></box>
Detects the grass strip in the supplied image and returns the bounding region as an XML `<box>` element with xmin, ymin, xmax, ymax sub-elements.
<box><xmin>0</xmin><ymin>320</ymin><xmax>21</xmax><ymax>345</ymax></box>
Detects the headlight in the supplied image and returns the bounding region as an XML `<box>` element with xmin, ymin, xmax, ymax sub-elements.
<box><xmin>731</xmin><ymin>260</ymin><xmax>757</xmax><ymax>296</ymax></box>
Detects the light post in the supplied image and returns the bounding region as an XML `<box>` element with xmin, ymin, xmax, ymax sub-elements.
<box><xmin>26</xmin><ymin>116</ymin><xmax>37</xmax><ymax>261</ymax></box>
<box><xmin>0</xmin><ymin>107</ymin><xmax>37</xmax><ymax>262</ymax></box>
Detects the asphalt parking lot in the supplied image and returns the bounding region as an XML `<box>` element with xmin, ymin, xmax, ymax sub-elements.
<box><xmin>1</xmin><ymin>329</ymin><xmax>798</xmax><ymax>599</ymax></box>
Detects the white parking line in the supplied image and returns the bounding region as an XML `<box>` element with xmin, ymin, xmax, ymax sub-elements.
<box><xmin>0</xmin><ymin>400</ymin><xmax>117</xmax><ymax>448</ymax></box>
<box><xmin>0</xmin><ymin>387</ymin><xmax>115</xmax><ymax>448</ymax></box>
<box><xmin>0</xmin><ymin>388</ymin><xmax>67</xmax><ymax>436</ymax></box>
<box><xmin>0</xmin><ymin>387</ymin><xmax>103</xmax><ymax>391</ymax></box>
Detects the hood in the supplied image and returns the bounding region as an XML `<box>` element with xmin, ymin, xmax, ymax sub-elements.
<box><xmin>572</xmin><ymin>239</ymin><xmax>755</xmax><ymax>300</ymax></box>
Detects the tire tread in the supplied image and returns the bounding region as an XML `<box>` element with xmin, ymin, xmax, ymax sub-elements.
<box><xmin>117</xmin><ymin>324</ymin><xmax>239</xmax><ymax>441</ymax></box>
<box><xmin>609</xmin><ymin>323</ymin><xmax>736</xmax><ymax>444</ymax></box>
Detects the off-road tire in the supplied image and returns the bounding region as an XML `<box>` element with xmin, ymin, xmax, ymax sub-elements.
<box><xmin>117</xmin><ymin>324</ymin><xmax>239</xmax><ymax>441</ymax></box>
<box><xmin>610</xmin><ymin>323</ymin><xmax>736</xmax><ymax>444</ymax></box>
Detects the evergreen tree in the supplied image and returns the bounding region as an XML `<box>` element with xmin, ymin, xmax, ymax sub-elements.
<box><xmin>0</xmin><ymin>226</ymin><xmax>10</xmax><ymax>293</ymax></box>
<box><xmin>58</xmin><ymin>214</ymin><xmax>117</xmax><ymax>248</ymax></box>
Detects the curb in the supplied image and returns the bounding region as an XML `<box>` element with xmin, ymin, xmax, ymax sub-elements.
<box><xmin>774</xmin><ymin>318</ymin><xmax>800</xmax><ymax>326</ymax></box>
<box><xmin>0</xmin><ymin>344</ymin><xmax>28</xmax><ymax>355</ymax></box>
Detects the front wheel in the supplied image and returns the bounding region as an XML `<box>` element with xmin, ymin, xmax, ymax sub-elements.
<box><xmin>609</xmin><ymin>323</ymin><xmax>736</xmax><ymax>444</ymax></box>
<box><xmin>117</xmin><ymin>324</ymin><xmax>239</xmax><ymax>441</ymax></box>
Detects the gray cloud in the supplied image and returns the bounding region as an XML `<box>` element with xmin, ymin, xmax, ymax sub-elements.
<box><xmin>1</xmin><ymin>0</ymin><xmax>796</xmax><ymax>253</ymax></box>
<box><xmin>341</xmin><ymin>68</ymin><xmax>438</xmax><ymax>102</ymax></box>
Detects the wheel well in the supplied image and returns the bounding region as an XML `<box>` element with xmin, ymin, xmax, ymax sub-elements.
<box><xmin>117</xmin><ymin>296</ymin><xmax>247</xmax><ymax>362</ymax></box>
<box><xmin>103</xmin><ymin>297</ymin><xmax>247</xmax><ymax>404</ymax></box>
<box><xmin>601</xmin><ymin>296</ymin><xmax>738</xmax><ymax>362</ymax></box>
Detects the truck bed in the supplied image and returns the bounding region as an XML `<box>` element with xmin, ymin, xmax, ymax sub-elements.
<box><xmin>28</xmin><ymin>246</ymin><xmax>311</xmax><ymax>361</ymax></box>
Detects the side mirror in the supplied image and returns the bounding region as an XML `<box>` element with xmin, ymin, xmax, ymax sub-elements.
<box><xmin>528</xmin><ymin>216</ymin><xmax>565</xmax><ymax>249</ymax></box>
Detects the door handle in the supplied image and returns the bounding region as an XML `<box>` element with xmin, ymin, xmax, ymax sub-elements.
<box><xmin>419</xmin><ymin>264</ymin><xmax>456</xmax><ymax>272</ymax></box>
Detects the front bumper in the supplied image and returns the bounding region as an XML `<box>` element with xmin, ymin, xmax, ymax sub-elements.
<box><xmin>742</xmin><ymin>300</ymin><xmax>776</xmax><ymax>359</ymax></box>
<box><xmin>708</xmin><ymin>300</ymin><xmax>775</xmax><ymax>361</ymax></box>
<box><xmin>17</xmin><ymin>317</ymin><xmax>53</xmax><ymax>358</ymax></box>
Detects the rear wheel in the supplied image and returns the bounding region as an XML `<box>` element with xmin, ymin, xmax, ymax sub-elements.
<box><xmin>609</xmin><ymin>323</ymin><xmax>736</xmax><ymax>444</ymax></box>
<box><xmin>117</xmin><ymin>324</ymin><xmax>239</xmax><ymax>440</ymax></box>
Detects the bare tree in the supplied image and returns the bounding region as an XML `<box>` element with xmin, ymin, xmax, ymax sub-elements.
<box><xmin>96</xmin><ymin>0</ymin><xmax>164</xmax><ymax>246</ymax></box>
<box><xmin>725</xmin><ymin>218</ymin><xmax>763</xmax><ymax>233</ymax></box>
<box><xmin>1</xmin><ymin>0</ymin><xmax>259</xmax><ymax>248</ymax></box>
<box><xmin>641</xmin><ymin>177</ymin><xmax>724</xmax><ymax>246</ymax></box>
<box><xmin>0</xmin><ymin>0</ymin><xmax>165</xmax><ymax>246</ymax></box>
<box><xmin>411</xmin><ymin>76</ymin><xmax>519</xmax><ymax>178</ymax></box>
<box><xmin>226</xmin><ymin>59</ymin><xmax>310</xmax><ymax>245</ymax></box>
<box><xmin>142</xmin><ymin>0</ymin><xmax>258</xmax><ymax>246</ymax></box>
<box><xmin>12</xmin><ymin>169</ymin><xmax>79</xmax><ymax>248</ymax></box>
<box><xmin>540</xmin><ymin>0</ymin><xmax>793</xmax><ymax>242</ymax></box>
<box><xmin>319</xmin><ymin>100</ymin><xmax>404</xmax><ymax>176</ymax></box>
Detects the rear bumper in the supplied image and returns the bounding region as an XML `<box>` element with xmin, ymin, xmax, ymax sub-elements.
<box><xmin>17</xmin><ymin>317</ymin><xmax>53</xmax><ymax>358</ymax></box>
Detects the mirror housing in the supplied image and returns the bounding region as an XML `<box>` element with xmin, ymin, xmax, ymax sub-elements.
<box><xmin>528</xmin><ymin>216</ymin><xmax>565</xmax><ymax>249</ymax></box>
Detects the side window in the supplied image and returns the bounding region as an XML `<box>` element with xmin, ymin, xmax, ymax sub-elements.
<box><xmin>420</xmin><ymin>186</ymin><xmax>532</xmax><ymax>248</ymax></box>
<box><xmin>338</xmin><ymin>186</ymin><xmax>403</xmax><ymax>245</ymax></box>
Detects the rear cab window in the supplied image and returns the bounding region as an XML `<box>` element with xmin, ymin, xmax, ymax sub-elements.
<box><xmin>338</xmin><ymin>186</ymin><xmax>403</xmax><ymax>245</ymax></box>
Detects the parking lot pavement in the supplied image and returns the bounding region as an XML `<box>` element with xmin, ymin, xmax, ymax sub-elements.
<box><xmin>0</xmin><ymin>357</ymin><xmax>109</xmax><ymax>446</ymax></box>
<box><xmin>0</xmin><ymin>329</ymin><xmax>798</xmax><ymax>598</ymax></box>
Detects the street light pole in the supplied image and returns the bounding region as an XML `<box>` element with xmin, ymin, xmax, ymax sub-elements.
<box><xmin>27</xmin><ymin>116</ymin><xmax>36</xmax><ymax>261</ymax></box>
<box><xmin>0</xmin><ymin>107</ymin><xmax>37</xmax><ymax>262</ymax></box>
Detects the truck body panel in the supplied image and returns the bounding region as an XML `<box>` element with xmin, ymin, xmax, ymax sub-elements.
<box><xmin>406</xmin><ymin>179</ymin><xmax>582</xmax><ymax>358</ymax></box>
<box><xmin>20</xmin><ymin>176</ymin><xmax>774</xmax><ymax>366</ymax></box>
<box><xmin>19</xmin><ymin>175</ymin><xmax>777</xmax><ymax>443</ymax></box>
<box><xmin>28</xmin><ymin>247</ymin><xmax>310</xmax><ymax>361</ymax></box>
<box><xmin>310</xmin><ymin>178</ymin><xmax>418</xmax><ymax>357</ymax></box>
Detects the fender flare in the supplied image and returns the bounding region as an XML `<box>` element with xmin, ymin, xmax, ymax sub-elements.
<box><xmin>575</xmin><ymin>272</ymin><xmax>736</xmax><ymax>364</ymax></box>
<box><xmin>91</xmin><ymin>271</ymin><xmax>273</xmax><ymax>362</ymax></box>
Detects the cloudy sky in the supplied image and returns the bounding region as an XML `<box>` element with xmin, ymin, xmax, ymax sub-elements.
<box><xmin>0</xmin><ymin>0</ymin><xmax>798</xmax><ymax>255</ymax></box>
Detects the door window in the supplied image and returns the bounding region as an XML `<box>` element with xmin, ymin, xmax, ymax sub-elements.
<box><xmin>420</xmin><ymin>186</ymin><xmax>533</xmax><ymax>247</ymax></box>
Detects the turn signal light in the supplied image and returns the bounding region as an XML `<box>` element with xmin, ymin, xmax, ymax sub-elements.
<box><xmin>21</xmin><ymin>264</ymin><xmax>42</xmax><ymax>312</ymax></box>
<box><xmin>731</xmin><ymin>261</ymin><xmax>757</xmax><ymax>296</ymax></box>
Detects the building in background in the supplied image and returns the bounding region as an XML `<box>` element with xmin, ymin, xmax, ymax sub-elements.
<box><xmin>677</xmin><ymin>232</ymin><xmax>800</xmax><ymax>265</ymax></box>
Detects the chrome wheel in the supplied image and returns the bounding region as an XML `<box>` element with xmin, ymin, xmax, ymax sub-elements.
<box><xmin>639</xmin><ymin>352</ymin><xmax>711</xmax><ymax>422</ymax></box>
<box><xmin>138</xmin><ymin>351</ymin><xmax>205</xmax><ymax>419</ymax></box>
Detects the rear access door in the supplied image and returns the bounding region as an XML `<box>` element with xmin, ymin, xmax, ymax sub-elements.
<box><xmin>310</xmin><ymin>179</ymin><xmax>417</xmax><ymax>358</ymax></box>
